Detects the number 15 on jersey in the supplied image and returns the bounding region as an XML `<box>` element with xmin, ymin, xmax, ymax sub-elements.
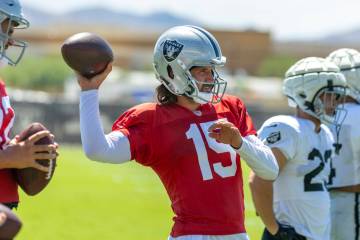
<box><xmin>186</xmin><ymin>120</ymin><xmax>238</xmax><ymax>181</ymax></box>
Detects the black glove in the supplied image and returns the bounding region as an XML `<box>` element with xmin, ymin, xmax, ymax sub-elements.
<box><xmin>273</xmin><ymin>222</ymin><xmax>306</xmax><ymax>240</ymax></box>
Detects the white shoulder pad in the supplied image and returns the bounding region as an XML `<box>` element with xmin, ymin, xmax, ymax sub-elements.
<box><xmin>258</xmin><ymin>115</ymin><xmax>299</xmax><ymax>160</ymax></box>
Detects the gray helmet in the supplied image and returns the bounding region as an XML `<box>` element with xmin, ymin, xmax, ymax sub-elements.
<box><xmin>327</xmin><ymin>48</ymin><xmax>360</xmax><ymax>103</ymax></box>
<box><xmin>283</xmin><ymin>57</ymin><xmax>347</xmax><ymax>125</ymax></box>
<box><xmin>153</xmin><ymin>25</ymin><xmax>227</xmax><ymax>104</ymax></box>
<box><xmin>0</xmin><ymin>0</ymin><xmax>29</xmax><ymax>66</ymax></box>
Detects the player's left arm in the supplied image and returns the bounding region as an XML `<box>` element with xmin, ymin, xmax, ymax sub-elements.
<box><xmin>208</xmin><ymin>120</ymin><xmax>279</xmax><ymax>180</ymax></box>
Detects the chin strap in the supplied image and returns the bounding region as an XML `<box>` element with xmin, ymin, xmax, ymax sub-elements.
<box><xmin>333</xmin><ymin>116</ymin><xmax>343</xmax><ymax>155</ymax></box>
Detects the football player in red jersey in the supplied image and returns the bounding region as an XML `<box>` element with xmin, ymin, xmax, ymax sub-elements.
<box><xmin>0</xmin><ymin>0</ymin><xmax>57</xmax><ymax>213</ymax></box>
<box><xmin>77</xmin><ymin>25</ymin><xmax>279</xmax><ymax>240</ymax></box>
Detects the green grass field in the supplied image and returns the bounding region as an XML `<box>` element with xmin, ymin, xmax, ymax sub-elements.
<box><xmin>16</xmin><ymin>146</ymin><xmax>264</xmax><ymax>240</ymax></box>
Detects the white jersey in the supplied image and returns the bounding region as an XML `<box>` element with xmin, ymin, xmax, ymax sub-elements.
<box><xmin>327</xmin><ymin>102</ymin><xmax>360</xmax><ymax>188</ymax></box>
<box><xmin>258</xmin><ymin>115</ymin><xmax>335</xmax><ymax>240</ymax></box>
<box><xmin>329</xmin><ymin>191</ymin><xmax>360</xmax><ymax>240</ymax></box>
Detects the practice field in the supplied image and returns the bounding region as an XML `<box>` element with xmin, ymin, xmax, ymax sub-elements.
<box><xmin>16</xmin><ymin>146</ymin><xmax>264</xmax><ymax>240</ymax></box>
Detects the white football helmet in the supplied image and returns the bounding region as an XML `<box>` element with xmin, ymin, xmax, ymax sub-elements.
<box><xmin>283</xmin><ymin>57</ymin><xmax>347</xmax><ymax>125</ymax></box>
<box><xmin>153</xmin><ymin>25</ymin><xmax>227</xmax><ymax>104</ymax></box>
<box><xmin>0</xmin><ymin>0</ymin><xmax>29</xmax><ymax>66</ymax></box>
<box><xmin>327</xmin><ymin>48</ymin><xmax>360</xmax><ymax>103</ymax></box>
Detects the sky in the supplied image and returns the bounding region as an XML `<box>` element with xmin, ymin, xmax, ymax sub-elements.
<box><xmin>21</xmin><ymin>0</ymin><xmax>360</xmax><ymax>40</ymax></box>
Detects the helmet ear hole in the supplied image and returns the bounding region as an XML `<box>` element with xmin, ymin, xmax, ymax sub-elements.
<box><xmin>186</xmin><ymin>84</ymin><xmax>195</xmax><ymax>95</ymax></box>
<box><xmin>167</xmin><ymin>65</ymin><xmax>174</xmax><ymax>79</ymax></box>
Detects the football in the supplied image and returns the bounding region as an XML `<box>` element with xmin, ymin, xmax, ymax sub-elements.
<box><xmin>14</xmin><ymin>123</ymin><xmax>57</xmax><ymax>196</ymax></box>
<box><xmin>0</xmin><ymin>204</ymin><xmax>22</xmax><ymax>239</ymax></box>
<box><xmin>61</xmin><ymin>32</ymin><xmax>114</xmax><ymax>79</ymax></box>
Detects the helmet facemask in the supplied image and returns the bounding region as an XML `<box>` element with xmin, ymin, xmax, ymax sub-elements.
<box><xmin>312</xmin><ymin>85</ymin><xmax>348</xmax><ymax>152</ymax></box>
<box><xmin>0</xmin><ymin>10</ymin><xmax>29</xmax><ymax>66</ymax></box>
<box><xmin>184</xmin><ymin>66</ymin><xmax>227</xmax><ymax>104</ymax></box>
<box><xmin>341</xmin><ymin>67</ymin><xmax>360</xmax><ymax>103</ymax></box>
<box><xmin>310</xmin><ymin>86</ymin><xmax>347</xmax><ymax>127</ymax></box>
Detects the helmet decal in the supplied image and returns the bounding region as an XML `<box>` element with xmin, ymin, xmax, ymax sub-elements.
<box><xmin>163</xmin><ymin>40</ymin><xmax>183</xmax><ymax>62</ymax></box>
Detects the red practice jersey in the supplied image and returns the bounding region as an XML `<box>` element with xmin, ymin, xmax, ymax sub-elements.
<box><xmin>0</xmin><ymin>81</ymin><xmax>17</xmax><ymax>204</ymax></box>
<box><xmin>112</xmin><ymin>95</ymin><xmax>256</xmax><ymax>237</ymax></box>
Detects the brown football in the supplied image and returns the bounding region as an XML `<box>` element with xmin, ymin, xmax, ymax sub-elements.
<box><xmin>61</xmin><ymin>32</ymin><xmax>114</xmax><ymax>79</ymax></box>
<box><xmin>0</xmin><ymin>204</ymin><xmax>22</xmax><ymax>239</ymax></box>
<box><xmin>14</xmin><ymin>123</ymin><xmax>56</xmax><ymax>196</ymax></box>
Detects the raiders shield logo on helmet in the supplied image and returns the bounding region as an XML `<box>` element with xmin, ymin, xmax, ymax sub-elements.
<box><xmin>163</xmin><ymin>40</ymin><xmax>183</xmax><ymax>62</ymax></box>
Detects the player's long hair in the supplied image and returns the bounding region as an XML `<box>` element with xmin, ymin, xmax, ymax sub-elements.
<box><xmin>156</xmin><ymin>84</ymin><xmax>178</xmax><ymax>105</ymax></box>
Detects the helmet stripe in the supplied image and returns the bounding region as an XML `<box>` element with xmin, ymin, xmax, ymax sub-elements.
<box><xmin>189</xmin><ymin>26</ymin><xmax>220</xmax><ymax>58</ymax></box>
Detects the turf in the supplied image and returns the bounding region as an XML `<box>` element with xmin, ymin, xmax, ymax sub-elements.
<box><xmin>15</xmin><ymin>146</ymin><xmax>264</xmax><ymax>239</ymax></box>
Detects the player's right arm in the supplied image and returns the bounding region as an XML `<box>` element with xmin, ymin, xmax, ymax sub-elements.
<box><xmin>77</xmin><ymin>64</ymin><xmax>132</xmax><ymax>164</ymax></box>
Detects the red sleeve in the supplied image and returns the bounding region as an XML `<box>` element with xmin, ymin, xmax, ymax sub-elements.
<box><xmin>237</xmin><ymin>100</ymin><xmax>257</xmax><ymax>137</ymax></box>
<box><xmin>112</xmin><ymin>104</ymin><xmax>155</xmax><ymax>166</ymax></box>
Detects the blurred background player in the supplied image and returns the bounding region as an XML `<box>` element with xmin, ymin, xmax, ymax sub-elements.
<box><xmin>0</xmin><ymin>0</ymin><xmax>57</xmax><ymax>210</ymax></box>
<box><xmin>77</xmin><ymin>25</ymin><xmax>279</xmax><ymax>240</ymax></box>
<box><xmin>0</xmin><ymin>203</ymin><xmax>22</xmax><ymax>239</ymax></box>
<box><xmin>249</xmin><ymin>57</ymin><xmax>347</xmax><ymax>240</ymax></box>
<box><xmin>326</xmin><ymin>48</ymin><xmax>360</xmax><ymax>240</ymax></box>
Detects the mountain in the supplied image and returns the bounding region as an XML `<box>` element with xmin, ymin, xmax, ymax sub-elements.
<box><xmin>319</xmin><ymin>29</ymin><xmax>360</xmax><ymax>44</ymax></box>
<box><xmin>22</xmin><ymin>6</ymin><xmax>53</xmax><ymax>27</ymax></box>
<box><xmin>22</xmin><ymin>5</ymin><xmax>360</xmax><ymax>46</ymax></box>
<box><xmin>22</xmin><ymin>6</ymin><xmax>202</xmax><ymax>30</ymax></box>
